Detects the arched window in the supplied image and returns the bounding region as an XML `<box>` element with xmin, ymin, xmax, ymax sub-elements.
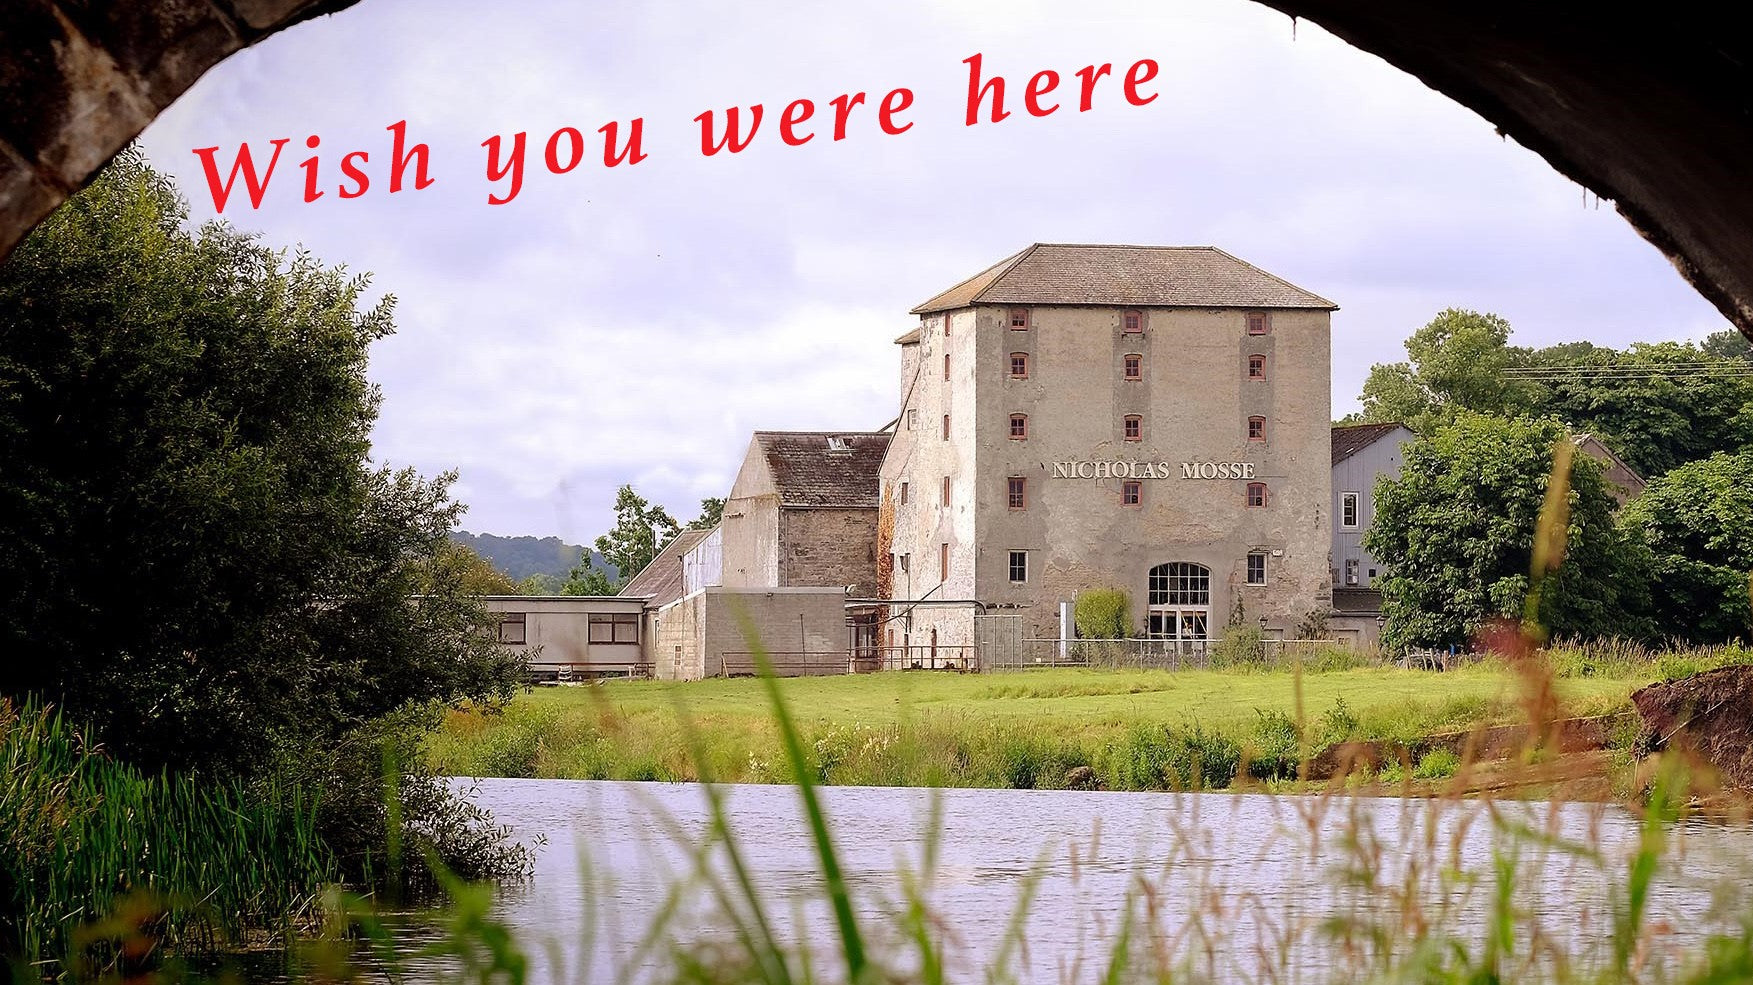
<box><xmin>1009</xmin><ymin>308</ymin><xmax>1030</xmax><ymax>330</ymax></box>
<box><xmin>1009</xmin><ymin>413</ymin><xmax>1028</xmax><ymax>439</ymax></box>
<box><xmin>1248</xmin><ymin>354</ymin><xmax>1266</xmax><ymax>379</ymax></box>
<box><xmin>1247</xmin><ymin>311</ymin><xmax>1270</xmax><ymax>335</ymax></box>
<box><xmin>1149</xmin><ymin>562</ymin><xmax>1210</xmax><ymax>606</ymax></box>
<box><xmin>1124</xmin><ymin>414</ymin><xmax>1143</xmax><ymax>441</ymax></box>
<box><xmin>1009</xmin><ymin>352</ymin><xmax>1029</xmax><ymax>378</ymax></box>
<box><xmin>1147</xmin><ymin>562</ymin><xmax>1211</xmax><ymax>649</ymax></box>
<box><xmin>1248</xmin><ymin>416</ymin><xmax>1266</xmax><ymax>441</ymax></box>
<box><xmin>1247</xmin><ymin>482</ymin><xmax>1268</xmax><ymax>507</ymax></box>
<box><xmin>1124</xmin><ymin>354</ymin><xmax>1143</xmax><ymax>380</ymax></box>
<box><xmin>1122</xmin><ymin>309</ymin><xmax>1145</xmax><ymax>335</ymax></box>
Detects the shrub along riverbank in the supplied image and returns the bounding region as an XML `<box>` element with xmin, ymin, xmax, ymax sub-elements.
<box><xmin>430</xmin><ymin>642</ymin><xmax>1747</xmax><ymax>791</ymax></box>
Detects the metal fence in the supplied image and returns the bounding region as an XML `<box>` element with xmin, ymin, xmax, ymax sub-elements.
<box><xmin>981</xmin><ymin>638</ymin><xmax>1354</xmax><ymax>672</ymax></box>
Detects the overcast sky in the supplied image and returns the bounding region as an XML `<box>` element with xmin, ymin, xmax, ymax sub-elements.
<box><xmin>135</xmin><ymin>0</ymin><xmax>1730</xmax><ymax>544</ymax></box>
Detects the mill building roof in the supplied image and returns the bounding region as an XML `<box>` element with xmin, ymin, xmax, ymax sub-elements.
<box><xmin>911</xmin><ymin>244</ymin><xmax>1337</xmax><ymax>314</ymax></box>
<box><xmin>754</xmin><ymin>431</ymin><xmax>891</xmax><ymax>508</ymax></box>
<box><xmin>619</xmin><ymin>527</ymin><xmax>711</xmax><ymax>606</ymax></box>
<box><xmin>1331</xmin><ymin>422</ymin><xmax>1412</xmax><ymax>465</ymax></box>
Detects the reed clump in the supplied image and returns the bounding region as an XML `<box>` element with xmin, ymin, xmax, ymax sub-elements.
<box><xmin>0</xmin><ymin>698</ymin><xmax>337</xmax><ymax>974</ymax></box>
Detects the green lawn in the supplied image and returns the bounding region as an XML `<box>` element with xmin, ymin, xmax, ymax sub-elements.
<box><xmin>428</xmin><ymin>664</ymin><xmax>1647</xmax><ymax>790</ymax></box>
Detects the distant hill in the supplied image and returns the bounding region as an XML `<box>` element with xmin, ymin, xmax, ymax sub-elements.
<box><xmin>449</xmin><ymin>531</ymin><xmax>615</xmax><ymax>583</ymax></box>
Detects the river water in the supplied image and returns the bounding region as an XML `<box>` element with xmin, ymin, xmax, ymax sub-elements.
<box><xmin>383</xmin><ymin>779</ymin><xmax>1753</xmax><ymax>984</ymax></box>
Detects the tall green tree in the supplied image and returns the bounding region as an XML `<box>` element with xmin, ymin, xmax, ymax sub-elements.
<box><xmin>1366</xmin><ymin>414</ymin><xmax>1652</xmax><ymax>650</ymax></box>
<box><xmin>1620</xmin><ymin>451</ymin><xmax>1753</xmax><ymax>642</ymax></box>
<box><xmin>561</xmin><ymin>485</ymin><xmax>679</xmax><ymax>593</ymax></box>
<box><xmin>0</xmin><ymin>150</ymin><xmax>521</xmax><ymax>778</ymax></box>
<box><xmin>1352</xmin><ymin>309</ymin><xmax>1753</xmax><ymax>477</ymax></box>
<box><xmin>1355</xmin><ymin>309</ymin><xmax>1533</xmax><ymax>432</ymax></box>
<box><xmin>689</xmin><ymin>496</ymin><xmax>726</xmax><ymax>531</ymax></box>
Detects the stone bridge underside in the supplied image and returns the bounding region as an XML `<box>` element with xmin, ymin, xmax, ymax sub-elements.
<box><xmin>3</xmin><ymin>1</ymin><xmax>1752</xmax><ymax>340</ymax></box>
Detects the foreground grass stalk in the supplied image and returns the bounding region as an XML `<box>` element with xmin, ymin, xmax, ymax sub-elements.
<box><xmin>738</xmin><ymin>612</ymin><xmax>870</xmax><ymax>984</ymax></box>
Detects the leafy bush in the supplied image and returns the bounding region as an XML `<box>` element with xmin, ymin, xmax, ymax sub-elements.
<box><xmin>1212</xmin><ymin>625</ymin><xmax>1266</xmax><ymax>668</ymax></box>
<box><xmin>1412</xmin><ymin>748</ymin><xmax>1462</xmax><ymax>780</ymax></box>
<box><xmin>1244</xmin><ymin>709</ymin><xmax>1302</xmax><ymax>781</ymax></box>
<box><xmin>1316</xmin><ymin>697</ymin><xmax>1361</xmax><ymax>747</ymax></box>
<box><xmin>1106</xmin><ymin>723</ymin><xmax>1241</xmax><ymax>790</ymax></box>
<box><xmin>1074</xmin><ymin>588</ymin><xmax>1132</xmax><ymax>639</ymax></box>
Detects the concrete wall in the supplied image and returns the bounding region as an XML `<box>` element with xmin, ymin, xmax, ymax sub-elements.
<box><xmin>969</xmin><ymin>304</ymin><xmax>1334</xmax><ymax>639</ymax></box>
<box><xmin>880</xmin><ymin>309</ymin><xmax>982</xmax><ymax>648</ymax></box>
<box><xmin>650</xmin><ymin>587</ymin><xmax>850</xmax><ymax>680</ymax></box>
<box><xmin>778</xmin><ymin>507</ymin><xmax>879</xmax><ymax>593</ymax></box>
<box><xmin>720</xmin><ymin>439</ymin><xmax>780</xmax><ymax>588</ymax></box>
<box><xmin>684</xmin><ymin>525</ymin><xmax>723</xmax><ymax>595</ymax></box>
<box><xmin>1332</xmin><ymin>425</ymin><xmax>1415</xmax><ymax>588</ymax></box>
<box><xmin>482</xmin><ymin>595</ymin><xmax>647</xmax><ymax>671</ymax></box>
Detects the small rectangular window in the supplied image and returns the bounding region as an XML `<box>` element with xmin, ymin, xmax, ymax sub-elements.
<box><xmin>1123</xmin><ymin>309</ymin><xmax>1144</xmax><ymax>334</ymax></box>
<box><xmin>1341</xmin><ymin>492</ymin><xmax>1359</xmax><ymax>528</ymax></box>
<box><xmin>1247</xmin><ymin>553</ymin><xmax>1266</xmax><ymax>585</ymax></box>
<box><xmin>943</xmin><ymin>353</ymin><xmax>951</xmax><ymax>381</ymax></box>
<box><xmin>1124</xmin><ymin>354</ymin><xmax>1143</xmax><ymax>380</ymax></box>
<box><xmin>900</xmin><ymin>481</ymin><xmax>909</xmax><ymax>505</ymax></box>
<box><xmin>1248</xmin><ymin>354</ymin><xmax>1266</xmax><ymax>379</ymax></box>
<box><xmin>1248</xmin><ymin>416</ymin><xmax>1266</xmax><ymax>441</ymax></box>
<box><xmin>906</xmin><ymin>409</ymin><xmax>917</xmax><ymax>430</ymax></box>
<box><xmin>1122</xmin><ymin>480</ymin><xmax>1142</xmax><ymax>506</ymax></box>
<box><xmin>943</xmin><ymin>313</ymin><xmax>952</xmax><ymax>336</ymax></box>
<box><xmin>898</xmin><ymin>553</ymin><xmax>909</xmax><ymax>574</ymax></box>
<box><xmin>496</xmin><ymin>612</ymin><xmax>527</xmax><ymax>645</ymax></box>
<box><xmin>1124</xmin><ymin>415</ymin><xmax>1142</xmax><ymax>441</ymax></box>
<box><xmin>1009</xmin><ymin>352</ymin><xmax>1029</xmax><ymax>378</ymax></box>
<box><xmin>1009</xmin><ymin>414</ymin><xmax>1028</xmax><ymax>440</ymax></box>
<box><xmin>1009</xmin><ymin>308</ymin><xmax>1029</xmax><ymax>330</ymax></box>
<box><xmin>941</xmin><ymin>542</ymin><xmax>951</xmax><ymax>579</ymax></box>
<box><xmin>587</xmin><ymin>612</ymin><xmax>640</xmax><ymax>644</ymax></box>
<box><xmin>1344</xmin><ymin>558</ymin><xmax>1359</xmax><ymax>586</ymax></box>
<box><xmin>1009</xmin><ymin>550</ymin><xmax>1028</xmax><ymax>584</ymax></box>
<box><xmin>942</xmin><ymin>414</ymin><xmax>951</xmax><ymax>441</ymax></box>
<box><xmin>1247</xmin><ymin>312</ymin><xmax>1269</xmax><ymax>335</ymax></box>
<box><xmin>942</xmin><ymin>475</ymin><xmax>951</xmax><ymax>506</ymax></box>
<box><xmin>1247</xmin><ymin>482</ymin><xmax>1268</xmax><ymax>508</ymax></box>
<box><xmin>1007</xmin><ymin>476</ymin><xmax>1026</xmax><ymax>510</ymax></box>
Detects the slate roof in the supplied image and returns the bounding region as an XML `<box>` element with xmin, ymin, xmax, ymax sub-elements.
<box><xmin>754</xmin><ymin>431</ymin><xmax>891</xmax><ymax>508</ymax></box>
<box><xmin>911</xmin><ymin>244</ymin><xmax>1337</xmax><ymax>314</ymax></box>
<box><xmin>1331</xmin><ymin>422</ymin><xmax>1411</xmax><ymax>465</ymax></box>
<box><xmin>619</xmin><ymin>527</ymin><xmax>710</xmax><ymax>606</ymax></box>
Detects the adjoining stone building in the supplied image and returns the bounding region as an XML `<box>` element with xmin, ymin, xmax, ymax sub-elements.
<box><xmin>651</xmin><ymin>431</ymin><xmax>891</xmax><ymax>678</ymax></box>
<box><xmin>880</xmin><ymin>243</ymin><xmax>1338</xmax><ymax>654</ymax></box>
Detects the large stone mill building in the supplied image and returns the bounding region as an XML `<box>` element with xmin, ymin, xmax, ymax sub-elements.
<box><xmin>880</xmin><ymin>244</ymin><xmax>1337</xmax><ymax>654</ymax></box>
<box><xmin>487</xmin><ymin>243</ymin><xmax>1345</xmax><ymax>679</ymax></box>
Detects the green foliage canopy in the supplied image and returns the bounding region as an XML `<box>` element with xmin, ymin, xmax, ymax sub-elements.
<box><xmin>1350</xmin><ymin>309</ymin><xmax>1753</xmax><ymax>478</ymax></box>
<box><xmin>0</xmin><ymin>151</ymin><xmax>522</xmax><ymax>778</ymax></box>
<box><xmin>1365</xmin><ymin>414</ymin><xmax>1652</xmax><ymax>650</ymax></box>
<box><xmin>1620</xmin><ymin>451</ymin><xmax>1753</xmax><ymax>642</ymax></box>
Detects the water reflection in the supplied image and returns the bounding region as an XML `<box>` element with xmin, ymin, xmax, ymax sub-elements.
<box><xmin>375</xmin><ymin>780</ymin><xmax>1751</xmax><ymax>984</ymax></box>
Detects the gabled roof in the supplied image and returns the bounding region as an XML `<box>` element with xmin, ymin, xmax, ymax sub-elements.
<box><xmin>619</xmin><ymin>527</ymin><xmax>711</xmax><ymax>606</ymax></box>
<box><xmin>1331</xmin><ymin>422</ymin><xmax>1413</xmax><ymax>465</ymax></box>
<box><xmin>754</xmin><ymin>431</ymin><xmax>890</xmax><ymax>508</ymax></box>
<box><xmin>894</xmin><ymin>328</ymin><xmax>921</xmax><ymax>345</ymax></box>
<box><xmin>911</xmin><ymin>244</ymin><xmax>1337</xmax><ymax>314</ymax></box>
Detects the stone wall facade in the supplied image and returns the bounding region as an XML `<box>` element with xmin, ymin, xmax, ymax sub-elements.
<box><xmin>884</xmin><ymin>303</ymin><xmax>1333</xmax><ymax>648</ymax></box>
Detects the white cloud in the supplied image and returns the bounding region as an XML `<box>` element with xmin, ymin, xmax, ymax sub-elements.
<box><xmin>137</xmin><ymin>0</ymin><xmax>1730</xmax><ymax>537</ymax></box>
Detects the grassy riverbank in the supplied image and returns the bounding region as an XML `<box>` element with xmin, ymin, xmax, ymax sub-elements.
<box><xmin>427</xmin><ymin>654</ymin><xmax>1678</xmax><ymax>790</ymax></box>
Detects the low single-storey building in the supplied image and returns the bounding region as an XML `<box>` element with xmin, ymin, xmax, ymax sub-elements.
<box><xmin>482</xmin><ymin>595</ymin><xmax>649</xmax><ymax>681</ymax></box>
